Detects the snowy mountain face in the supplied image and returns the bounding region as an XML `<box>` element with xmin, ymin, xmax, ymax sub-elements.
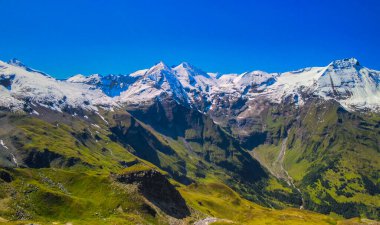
<box><xmin>117</xmin><ymin>62</ymin><xmax>192</xmax><ymax>106</ymax></box>
<box><xmin>0</xmin><ymin>60</ymin><xmax>115</xmax><ymax>112</ymax></box>
<box><xmin>172</xmin><ymin>62</ymin><xmax>216</xmax><ymax>93</ymax></box>
<box><xmin>316</xmin><ymin>58</ymin><xmax>380</xmax><ymax>110</ymax></box>
<box><xmin>68</xmin><ymin>73</ymin><xmax>141</xmax><ymax>97</ymax></box>
<box><xmin>1</xmin><ymin>57</ymin><xmax>379</xmax><ymax>115</ymax></box>
<box><xmin>255</xmin><ymin>58</ymin><xmax>380</xmax><ymax>110</ymax></box>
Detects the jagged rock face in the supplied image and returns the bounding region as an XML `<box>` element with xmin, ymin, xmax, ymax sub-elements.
<box><xmin>115</xmin><ymin>169</ymin><xmax>191</xmax><ymax>219</ymax></box>
<box><xmin>22</xmin><ymin>149</ymin><xmax>82</xmax><ymax>168</ymax></box>
<box><xmin>0</xmin><ymin>170</ymin><xmax>13</xmax><ymax>183</ymax></box>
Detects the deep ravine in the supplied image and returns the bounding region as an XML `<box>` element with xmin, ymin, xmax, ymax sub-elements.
<box><xmin>277</xmin><ymin>137</ymin><xmax>305</xmax><ymax>209</ymax></box>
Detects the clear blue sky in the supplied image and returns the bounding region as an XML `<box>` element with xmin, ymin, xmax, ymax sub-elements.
<box><xmin>1</xmin><ymin>0</ymin><xmax>379</xmax><ymax>78</ymax></box>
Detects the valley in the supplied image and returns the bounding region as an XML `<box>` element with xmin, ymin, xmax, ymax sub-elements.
<box><xmin>0</xmin><ymin>57</ymin><xmax>379</xmax><ymax>224</ymax></box>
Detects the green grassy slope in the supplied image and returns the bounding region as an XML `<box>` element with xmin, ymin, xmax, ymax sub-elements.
<box><xmin>180</xmin><ymin>182</ymin><xmax>379</xmax><ymax>225</ymax></box>
<box><xmin>112</xmin><ymin>104</ymin><xmax>299</xmax><ymax>208</ymax></box>
<box><xmin>0</xmin><ymin>168</ymin><xmax>171</xmax><ymax>224</ymax></box>
<box><xmin>0</xmin><ymin>100</ymin><xmax>379</xmax><ymax>223</ymax></box>
<box><xmin>1</xmin><ymin>168</ymin><xmax>377</xmax><ymax>225</ymax></box>
<box><xmin>253</xmin><ymin>101</ymin><xmax>380</xmax><ymax>219</ymax></box>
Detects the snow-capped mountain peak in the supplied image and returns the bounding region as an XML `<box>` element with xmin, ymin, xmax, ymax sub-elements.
<box><xmin>173</xmin><ymin>62</ymin><xmax>210</xmax><ymax>78</ymax></box>
<box><xmin>329</xmin><ymin>57</ymin><xmax>360</xmax><ymax>69</ymax></box>
<box><xmin>117</xmin><ymin>61</ymin><xmax>190</xmax><ymax>105</ymax></box>
<box><xmin>316</xmin><ymin>58</ymin><xmax>380</xmax><ymax>110</ymax></box>
<box><xmin>67</xmin><ymin>74</ymin><xmax>101</xmax><ymax>84</ymax></box>
<box><xmin>130</xmin><ymin>69</ymin><xmax>148</xmax><ymax>77</ymax></box>
<box><xmin>7</xmin><ymin>58</ymin><xmax>50</xmax><ymax>77</ymax></box>
<box><xmin>0</xmin><ymin>60</ymin><xmax>115</xmax><ymax>112</ymax></box>
<box><xmin>7</xmin><ymin>58</ymin><xmax>26</xmax><ymax>67</ymax></box>
<box><xmin>147</xmin><ymin>61</ymin><xmax>170</xmax><ymax>74</ymax></box>
<box><xmin>177</xmin><ymin>62</ymin><xmax>192</xmax><ymax>69</ymax></box>
<box><xmin>172</xmin><ymin>62</ymin><xmax>216</xmax><ymax>96</ymax></box>
<box><xmin>235</xmin><ymin>70</ymin><xmax>277</xmax><ymax>87</ymax></box>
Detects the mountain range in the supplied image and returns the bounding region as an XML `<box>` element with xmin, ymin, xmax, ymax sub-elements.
<box><xmin>2</xmin><ymin>57</ymin><xmax>380</xmax><ymax>112</ymax></box>
<box><xmin>0</xmin><ymin>57</ymin><xmax>379</xmax><ymax>224</ymax></box>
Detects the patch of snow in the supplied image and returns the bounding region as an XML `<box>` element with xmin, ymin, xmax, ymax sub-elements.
<box><xmin>0</xmin><ymin>140</ymin><xmax>8</xmax><ymax>149</ymax></box>
<box><xmin>194</xmin><ymin>217</ymin><xmax>219</xmax><ymax>225</ymax></box>
<box><xmin>91</xmin><ymin>123</ymin><xmax>101</xmax><ymax>128</ymax></box>
<box><xmin>95</xmin><ymin>112</ymin><xmax>109</xmax><ymax>125</ymax></box>
<box><xmin>10</xmin><ymin>153</ymin><xmax>18</xmax><ymax>167</ymax></box>
<box><xmin>130</xmin><ymin>69</ymin><xmax>148</xmax><ymax>77</ymax></box>
<box><xmin>0</xmin><ymin>140</ymin><xmax>18</xmax><ymax>167</ymax></box>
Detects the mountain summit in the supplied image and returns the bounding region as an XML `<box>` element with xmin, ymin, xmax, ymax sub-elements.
<box><xmin>329</xmin><ymin>57</ymin><xmax>360</xmax><ymax>69</ymax></box>
<box><xmin>7</xmin><ymin>58</ymin><xmax>26</xmax><ymax>67</ymax></box>
<box><xmin>7</xmin><ymin>58</ymin><xmax>50</xmax><ymax>77</ymax></box>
